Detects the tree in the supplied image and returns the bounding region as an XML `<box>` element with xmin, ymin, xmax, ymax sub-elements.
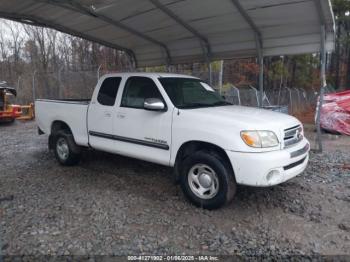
<box><xmin>330</xmin><ymin>0</ymin><xmax>350</xmax><ymax>89</ymax></box>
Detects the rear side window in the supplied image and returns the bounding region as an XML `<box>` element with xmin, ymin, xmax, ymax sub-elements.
<box><xmin>121</xmin><ymin>77</ymin><xmax>163</xmax><ymax>109</ymax></box>
<box><xmin>97</xmin><ymin>77</ymin><xmax>122</xmax><ymax>106</ymax></box>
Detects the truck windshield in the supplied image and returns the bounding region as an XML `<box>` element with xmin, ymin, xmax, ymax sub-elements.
<box><xmin>159</xmin><ymin>77</ymin><xmax>231</xmax><ymax>109</ymax></box>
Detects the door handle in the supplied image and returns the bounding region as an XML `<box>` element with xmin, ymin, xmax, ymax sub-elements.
<box><xmin>117</xmin><ymin>112</ymin><xmax>126</xmax><ymax>119</ymax></box>
<box><xmin>104</xmin><ymin>112</ymin><xmax>111</xmax><ymax>117</ymax></box>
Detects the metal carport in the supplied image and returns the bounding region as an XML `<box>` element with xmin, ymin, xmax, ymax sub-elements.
<box><xmin>0</xmin><ymin>0</ymin><xmax>335</xmax><ymax>150</ymax></box>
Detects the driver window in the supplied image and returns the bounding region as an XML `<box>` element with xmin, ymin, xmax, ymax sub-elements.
<box><xmin>121</xmin><ymin>77</ymin><xmax>163</xmax><ymax>109</ymax></box>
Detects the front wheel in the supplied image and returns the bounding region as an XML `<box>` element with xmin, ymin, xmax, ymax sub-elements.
<box><xmin>180</xmin><ymin>151</ymin><xmax>236</xmax><ymax>210</ymax></box>
<box><xmin>53</xmin><ymin>131</ymin><xmax>81</xmax><ymax>166</ymax></box>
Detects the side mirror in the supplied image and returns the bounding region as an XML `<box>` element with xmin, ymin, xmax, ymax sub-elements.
<box><xmin>144</xmin><ymin>98</ymin><xmax>165</xmax><ymax>111</ymax></box>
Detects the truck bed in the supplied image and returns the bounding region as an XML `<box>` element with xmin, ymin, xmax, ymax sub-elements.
<box><xmin>35</xmin><ymin>99</ymin><xmax>90</xmax><ymax>146</ymax></box>
<box><xmin>36</xmin><ymin>98</ymin><xmax>90</xmax><ymax>104</ymax></box>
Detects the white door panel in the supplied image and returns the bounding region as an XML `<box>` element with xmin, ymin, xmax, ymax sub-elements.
<box><xmin>88</xmin><ymin>77</ymin><xmax>122</xmax><ymax>152</ymax></box>
<box><xmin>114</xmin><ymin>108</ymin><xmax>172</xmax><ymax>165</ymax></box>
<box><xmin>113</xmin><ymin>76</ymin><xmax>172</xmax><ymax>165</ymax></box>
<box><xmin>88</xmin><ymin>102</ymin><xmax>115</xmax><ymax>152</ymax></box>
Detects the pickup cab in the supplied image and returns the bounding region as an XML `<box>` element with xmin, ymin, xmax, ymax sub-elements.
<box><xmin>36</xmin><ymin>73</ymin><xmax>310</xmax><ymax>209</ymax></box>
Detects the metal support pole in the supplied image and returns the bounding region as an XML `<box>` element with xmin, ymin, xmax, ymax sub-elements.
<box><xmin>58</xmin><ymin>67</ymin><xmax>63</xmax><ymax>99</ymax></box>
<box><xmin>231</xmin><ymin>0</ymin><xmax>263</xmax><ymax>106</ymax></box>
<box><xmin>277</xmin><ymin>56</ymin><xmax>284</xmax><ymax>106</ymax></box>
<box><xmin>257</xmin><ymin>40</ymin><xmax>264</xmax><ymax>107</ymax></box>
<box><xmin>32</xmin><ymin>70</ymin><xmax>37</xmax><ymax>102</ymax></box>
<box><xmin>316</xmin><ymin>25</ymin><xmax>327</xmax><ymax>153</ymax></box>
<box><xmin>249</xmin><ymin>85</ymin><xmax>260</xmax><ymax>107</ymax></box>
<box><xmin>0</xmin><ymin>222</ymin><xmax>3</xmax><ymax>262</ymax></box>
<box><xmin>294</xmin><ymin>88</ymin><xmax>300</xmax><ymax>109</ymax></box>
<box><xmin>97</xmin><ymin>64</ymin><xmax>102</xmax><ymax>81</ymax></box>
<box><xmin>219</xmin><ymin>60</ymin><xmax>224</xmax><ymax>94</ymax></box>
<box><xmin>127</xmin><ymin>52</ymin><xmax>137</xmax><ymax>71</ymax></box>
<box><xmin>208</xmin><ymin>61</ymin><xmax>212</xmax><ymax>86</ymax></box>
<box><xmin>277</xmin><ymin>85</ymin><xmax>282</xmax><ymax>106</ymax></box>
<box><xmin>286</xmin><ymin>87</ymin><xmax>293</xmax><ymax>113</ymax></box>
<box><xmin>17</xmin><ymin>76</ymin><xmax>21</xmax><ymax>91</ymax></box>
<box><xmin>232</xmin><ymin>85</ymin><xmax>241</xmax><ymax>105</ymax></box>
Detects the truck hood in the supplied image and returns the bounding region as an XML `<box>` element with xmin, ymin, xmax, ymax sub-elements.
<box><xmin>181</xmin><ymin>105</ymin><xmax>300</xmax><ymax>130</ymax></box>
<box><xmin>175</xmin><ymin>105</ymin><xmax>302</xmax><ymax>152</ymax></box>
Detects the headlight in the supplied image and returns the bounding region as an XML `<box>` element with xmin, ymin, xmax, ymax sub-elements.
<box><xmin>241</xmin><ymin>130</ymin><xmax>279</xmax><ymax>148</ymax></box>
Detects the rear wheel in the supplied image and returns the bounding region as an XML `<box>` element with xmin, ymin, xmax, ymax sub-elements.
<box><xmin>53</xmin><ymin>131</ymin><xmax>81</xmax><ymax>166</ymax></box>
<box><xmin>180</xmin><ymin>150</ymin><xmax>236</xmax><ymax>209</ymax></box>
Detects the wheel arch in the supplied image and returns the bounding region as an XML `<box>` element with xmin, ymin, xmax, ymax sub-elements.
<box><xmin>51</xmin><ymin>120</ymin><xmax>72</xmax><ymax>134</ymax></box>
<box><xmin>49</xmin><ymin>120</ymin><xmax>73</xmax><ymax>150</ymax></box>
<box><xmin>173</xmin><ymin>140</ymin><xmax>235</xmax><ymax>182</ymax></box>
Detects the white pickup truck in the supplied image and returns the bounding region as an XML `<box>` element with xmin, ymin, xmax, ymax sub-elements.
<box><xmin>36</xmin><ymin>72</ymin><xmax>310</xmax><ymax>209</ymax></box>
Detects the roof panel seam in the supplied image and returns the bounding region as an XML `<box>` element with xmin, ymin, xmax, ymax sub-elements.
<box><xmin>0</xmin><ymin>11</ymin><xmax>138</xmax><ymax>67</ymax></box>
<box><xmin>40</xmin><ymin>0</ymin><xmax>172</xmax><ymax>65</ymax></box>
<box><xmin>148</xmin><ymin>0</ymin><xmax>212</xmax><ymax>62</ymax></box>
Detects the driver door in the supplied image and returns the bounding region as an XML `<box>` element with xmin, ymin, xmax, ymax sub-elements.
<box><xmin>113</xmin><ymin>76</ymin><xmax>172</xmax><ymax>165</ymax></box>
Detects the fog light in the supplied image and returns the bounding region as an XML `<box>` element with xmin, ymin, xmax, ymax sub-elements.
<box><xmin>266</xmin><ymin>170</ymin><xmax>280</xmax><ymax>181</ymax></box>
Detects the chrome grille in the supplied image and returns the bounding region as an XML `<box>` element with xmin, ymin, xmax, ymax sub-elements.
<box><xmin>284</xmin><ymin>125</ymin><xmax>303</xmax><ymax>148</ymax></box>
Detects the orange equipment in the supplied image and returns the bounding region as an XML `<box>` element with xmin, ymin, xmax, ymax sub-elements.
<box><xmin>17</xmin><ymin>103</ymin><xmax>35</xmax><ymax>120</ymax></box>
<box><xmin>0</xmin><ymin>87</ymin><xmax>22</xmax><ymax>123</ymax></box>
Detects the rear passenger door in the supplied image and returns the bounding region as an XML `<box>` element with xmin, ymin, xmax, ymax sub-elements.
<box><xmin>88</xmin><ymin>76</ymin><xmax>121</xmax><ymax>153</ymax></box>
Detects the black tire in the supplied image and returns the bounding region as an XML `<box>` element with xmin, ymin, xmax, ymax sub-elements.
<box><xmin>180</xmin><ymin>150</ymin><xmax>236</xmax><ymax>210</ymax></box>
<box><xmin>53</xmin><ymin>130</ymin><xmax>81</xmax><ymax>166</ymax></box>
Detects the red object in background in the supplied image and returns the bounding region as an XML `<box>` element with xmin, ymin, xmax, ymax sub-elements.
<box><xmin>0</xmin><ymin>105</ymin><xmax>22</xmax><ymax>121</ymax></box>
<box><xmin>320</xmin><ymin>90</ymin><xmax>350</xmax><ymax>135</ymax></box>
<box><xmin>12</xmin><ymin>105</ymin><xmax>22</xmax><ymax>118</ymax></box>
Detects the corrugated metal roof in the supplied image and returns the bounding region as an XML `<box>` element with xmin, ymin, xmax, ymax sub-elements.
<box><xmin>0</xmin><ymin>0</ymin><xmax>335</xmax><ymax>67</ymax></box>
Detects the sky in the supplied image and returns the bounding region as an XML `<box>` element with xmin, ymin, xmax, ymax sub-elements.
<box><xmin>0</xmin><ymin>19</ymin><xmax>28</xmax><ymax>41</ymax></box>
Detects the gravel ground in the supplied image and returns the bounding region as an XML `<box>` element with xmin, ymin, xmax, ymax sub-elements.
<box><xmin>0</xmin><ymin>121</ymin><xmax>349</xmax><ymax>257</ymax></box>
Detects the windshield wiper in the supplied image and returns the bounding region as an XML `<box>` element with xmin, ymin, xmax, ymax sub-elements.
<box><xmin>178</xmin><ymin>103</ymin><xmax>210</xmax><ymax>109</ymax></box>
<box><xmin>211</xmin><ymin>101</ymin><xmax>232</xmax><ymax>106</ymax></box>
<box><xmin>178</xmin><ymin>101</ymin><xmax>231</xmax><ymax>109</ymax></box>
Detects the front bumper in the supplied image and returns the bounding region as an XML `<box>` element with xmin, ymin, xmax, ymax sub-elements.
<box><xmin>226</xmin><ymin>138</ymin><xmax>310</xmax><ymax>187</ymax></box>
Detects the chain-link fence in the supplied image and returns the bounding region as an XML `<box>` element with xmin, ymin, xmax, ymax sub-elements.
<box><xmin>12</xmin><ymin>62</ymin><xmax>222</xmax><ymax>105</ymax></box>
<box><xmin>14</xmin><ymin>68</ymin><xmax>101</xmax><ymax>105</ymax></box>
<box><xmin>10</xmin><ymin>63</ymin><xmax>326</xmax><ymax>117</ymax></box>
<box><xmin>222</xmin><ymin>85</ymin><xmax>320</xmax><ymax>115</ymax></box>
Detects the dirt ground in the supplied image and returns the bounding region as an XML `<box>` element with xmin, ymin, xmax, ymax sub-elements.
<box><xmin>0</xmin><ymin>121</ymin><xmax>349</xmax><ymax>258</ymax></box>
